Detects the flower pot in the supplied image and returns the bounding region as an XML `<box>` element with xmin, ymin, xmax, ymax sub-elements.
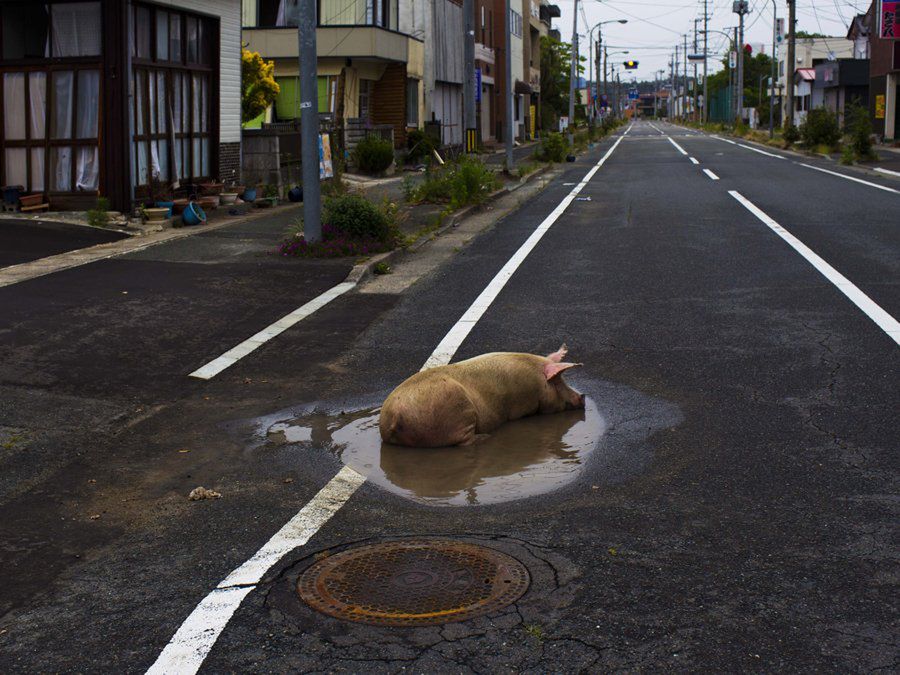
<box><xmin>230</xmin><ymin>185</ymin><xmax>246</xmax><ymax>196</ymax></box>
<box><xmin>182</xmin><ymin>201</ymin><xmax>207</xmax><ymax>226</ymax></box>
<box><xmin>288</xmin><ymin>186</ymin><xmax>303</xmax><ymax>202</ymax></box>
<box><xmin>19</xmin><ymin>193</ymin><xmax>46</xmax><ymax>208</ymax></box>
<box><xmin>172</xmin><ymin>198</ymin><xmax>190</xmax><ymax>215</ymax></box>
<box><xmin>198</xmin><ymin>196</ymin><xmax>219</xmax><ymax>211</ymax></box>
<box><xmin>242</xmin><ymin>187</ymin><xmax>257</xmax><ymax>203</ymax></box>
<box><xmin>220</xmin><ymin>192</ymin><xmax>238</xmax><ymax>205</ymax></box>
<box><xmin>143</xmin><ymin>207</ymin><xmax>170</xmax><ymax>222</ymax></box>
<box><xmin>155</xmin><ymin>201</ymin><xmax>174</xmax><ymax>217</ymax></box>
<box><xmin>199</xmin><ymin>182</ymin><xmax>224</xmax><ymax>195</ymax></box>
<box><xmin>255</xmin><ymin>197</ymin><xmax>276</xmax><ymax>208</ymax></box>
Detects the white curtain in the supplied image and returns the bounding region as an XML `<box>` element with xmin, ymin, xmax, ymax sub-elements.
<box><xmin>30</xmin><ymin>148</ymin><xmax>45</xmax><ymax>191</ymax></box>
<box><xmin>4</xmin><ymin>149</ymin><xmax>27</xmax><ymax>188</ymax></box>
<box><xmin>52</xmin><ymin>71</ymin><xmax>74</xmax><ymax>139</ymax></box>
<box><xmin>50</xmin><ymin>2</ymin><xmax>101</xmax><ymax>57</ymax></box>
<box><xmin>52</xmin><ymin>147</ymin><xmax>72</xmax><ymax>191</ymax></box>
<box><xmin>3</xmin><ymin>74</ymin><xmax>25</xmax><ymax>140</ymax></box>
<box><xmin>29</xmin><ymin>73</ymin><xmax>46</xmax><ymax>139</ymax></box>
<box><xmin>276</xmin><ymin>0</ymin><xmax>300</xmax><ymax>26</ymax></box>
<box><xmin>76</xmin><ymin>70</ymin><xmax>99</xmax><ymax>138</ymax></box>
<box><xmin>75</xmin><ymin>146</ymin><xmax>98</xmax><ymax>191</ymax></box>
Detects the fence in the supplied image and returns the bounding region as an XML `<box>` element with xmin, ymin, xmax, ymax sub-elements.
<box><xmin>707</xmin><ymin>86</ymin><xmax>734</xmax><ymax>124</ymax></box>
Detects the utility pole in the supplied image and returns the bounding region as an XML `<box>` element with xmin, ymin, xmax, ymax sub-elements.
<box><xmin>505</xmin><ymin>0</ymin><xmax>514</xmax><ymax>169</ymax></box>
<box><xmin>603</xmin><ymin>45</ymin><xmax>608</xmax><ymax>116</ymax></box>
<box><xmin>693</xmin><ymin>19</ymin><xmax>700</xmax><ymax>122</ymax></box>
<box><xmin>703</xmin><ymin>0</ymin><xmax>709</xmax><ymax>123</ymax></box>
<box><xmin>786</xmin><ymin>0</ymin><xmax>796</xmax><ymax>129</ymax></box>
<box><xmin>734</xmin><ymin>0</ymin><xmax>749</xmax><ymax>125</ymax></box>
<box><xmin>298</xmin><ymin>0</ymin><xmax>320</xmax><ymax>241</ymax></box>
<box><xmin>673</xmin><ymin>45</ymin><xmax>679</xmax><ymax>118</ymax></box>
<box><xmin>567</xmin><ymin>0</ymin><xmax>578</xmax><ymax>143</ymax></box>
<box><xmin>595</xmin><ymin>42</ymin><xmax>602</xmax><ymax>120</ymax></box>
<box><xmin>733</xmin><ymin>27</ymin><xmax>739</xmax><ymax>121</ymax></box>
<box><xmin>769</xmin><ymin>0</ymin><xmax>777</xmax><ymax>137</ymax></box>
<box><xmin>683</xmin><ymin>34</ymin><xmax>688</xmax><ymax>120</ymax></box>
<box><xmin>464</xmin><ymin>0</ymin><xmax>475</xmax><ymax>151</ymax></box>
<box><xmin>670</xmin><ymin>51</ymin><xmax>675</xmax><ymax>119</ymax></box>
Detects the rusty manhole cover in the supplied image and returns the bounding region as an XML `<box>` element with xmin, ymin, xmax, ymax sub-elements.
<box><xmin>297</xmin><ymin>539</ymin><xmax>530</xmax><ymax>626</ymax></box>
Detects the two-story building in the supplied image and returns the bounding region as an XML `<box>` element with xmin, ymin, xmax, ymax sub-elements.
<box><xmin>0</xmin><ymin>0</ymin><xmax>242</xmax><ymax>212</ymax></box>
<box><xmin>778</xmin><ymin>36</ymin><xmax>853</xmax><ymax>127</ymax></box>
<box><xmin>867</xmin><ymin>0</ymin><xmax>899</xmax><ymax>141</ymax></box>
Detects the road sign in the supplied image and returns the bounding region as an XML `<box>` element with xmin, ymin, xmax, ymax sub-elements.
<box><xmin>475</xmin><ymin>68</ymin><xmax>482</xmax><ymax>103</ymax></box>
<box><xmin>879</xmin><ymin>0</ymin><xmax>899</xmax><ymax>39</ymax></box>
<box><xmin>628</xmin><ymin>89</ymin><xmax>639</xmax><ymax>100</ymax></box>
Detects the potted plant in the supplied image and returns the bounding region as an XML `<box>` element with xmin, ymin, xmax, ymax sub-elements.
<box><xmin>256</xmin><ymin>183</ymin><xmax>279</xmax><ymax>208</ymax></box>
<box><xmin>142</xmin><ymin>205</ymin><xmax>170</xmax><ymax>222</ymax></box>
<box><xmin>199</xmin><ymin>181</ymin><xmax>224</xmax><ymax>195</ymax></box>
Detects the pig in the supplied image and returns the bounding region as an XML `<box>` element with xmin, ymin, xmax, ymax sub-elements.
<box><xmin>379</xmin><ymin>344</ymin><xmax>585</xmax><ymax>448</ymax></box>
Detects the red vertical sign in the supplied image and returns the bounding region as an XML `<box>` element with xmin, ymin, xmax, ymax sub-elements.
<box><xmin>881</xmin><ymin>0</ymin><xmax>899</xmax><ymax>39</ymax></box>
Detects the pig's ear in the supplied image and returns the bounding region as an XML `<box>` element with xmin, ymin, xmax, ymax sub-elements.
<box><xmin>546</xmin><ymin>343</ymin><xmax>568</xmax><ymax>363</ymax></box>
<box><xmin>543</xmin><ymin>361</ymin><xmax>582</xmax><ymax>380</ymax></box>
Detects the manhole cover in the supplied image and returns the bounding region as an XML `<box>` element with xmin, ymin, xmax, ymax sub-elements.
<box><xmin>297</xmin><ymin>539</ymin><xmax>530</xmax><ymax>626</ymax></box>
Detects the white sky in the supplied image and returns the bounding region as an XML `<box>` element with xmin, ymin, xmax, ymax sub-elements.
<box><xmin>556</xmin><ymin>0</ymin><xmax>868</xmax><ymax>84</ymax></box>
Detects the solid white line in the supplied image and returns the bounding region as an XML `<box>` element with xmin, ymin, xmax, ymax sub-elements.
<box><xmin>729</xmin><ymin>191</ymin><xmax>900</xmax><ymax>345</ymax></box>
<box><xmin>703</xmin><ymin>169</ymin><xmax>720</xmax><ymax>181</ymax></box>
<box><xmin>798</xmin><ymin>163</ymin><xmax>900</xmax><ymax>195</ymax></box>
<box><xmin>667</xmin><ymin>137</ymin><xmax>688</xmax><ymax>156</ymax></box>
<box><xmin>648</xmin><ymin>122</ymin><xmax>665</xmax><ymax>135</ymax></box>
<box><xmin>874</xmin><ymin>166</ymin><xmax>900</xmax><ymax>178</ymax></box>
<box><xmin>422</xmin><ymin>135</ymin><xmax>625</xmax><ymax>371</ymax></box>
<box><xmin>623</xmin><ymin>123</ymin><xmax>634</xmax><ymax>136</ymax></box>
<box><xmin>189</xmin><ymin>281</ymin><xmax>357</xmax><ymax>379</ymax></box>
<box><xmin>146</xmin><ymin>465</ymin><xmax>366</xmax><ymax>675</ymax></box>
<box><xmin>734</xmin><ymin>142</ymin><xmax>786</xmax><ymax>159</ymax></box>
<box><xmin>689</xmin><ymin>157</ymin><xmax>700</xmax><ymax>165</ymax></box>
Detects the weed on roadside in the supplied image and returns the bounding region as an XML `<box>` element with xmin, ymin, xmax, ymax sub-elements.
<box><xmin>87</xmin><ymin>197</ymin><xmax>111</xmax><ymax>228</ymax></box>
<box><xmin>523</xmin><ymin>624</ymin><xmax>544</xmax><ymax>642</ymax></box>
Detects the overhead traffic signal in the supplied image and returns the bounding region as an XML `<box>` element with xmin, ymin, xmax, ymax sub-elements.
<box><xmin>624</xmin><ymin>60</ymin><xmax>639</xmax><ymax>70</ymax></box>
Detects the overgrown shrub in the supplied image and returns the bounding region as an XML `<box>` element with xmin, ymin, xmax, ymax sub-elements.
<box><xmin>279</xmin><ymin>195</ymin><xmax>401</xmax><ymax>257</ymax></box>
<box><xmin>409</xmin><ymin>156</ymin><xmax>499</xmax><ymax>209</ymax></box>
<box><xmin>800</xmin><ymin>107</ymin><xmax>841</xmax><ymax>148</ymax></box>
<box><xmin>783</xmin><ymin>124</ymin><xmax>800</xmax><ymax>145</ymax></box>
<box><xmin>845</xmin><ymin>104</ymin><xmax>875</xmax><ymax>160</ymax></box>
<box><xmin>537</xmin><ymin>132</ymin><xmax>569</xmax><ymax>162</ymax></box>
<box><xmin>86</xmin><ymin>197</ymin><xmax>110</xmax><ymax>228</ymax></box>
<box><xmin>406</xmin><ymin>129</ymin><xmax>438</xmax><ymax>164</ymax></box>
<box><xmin>353</xmin><ymin>135</ymin><xmax>394</xmax><ymax>174</ymax></box>
<box><xmin>323</xmin><ymin>193</ymin><xmax>394</xmax><ymax>243</ymax></box>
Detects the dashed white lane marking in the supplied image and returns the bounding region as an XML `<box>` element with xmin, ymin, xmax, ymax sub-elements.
<box><xmin>667</xmin><ymin>137</ymin><xmax>688</xmax><ymax>156</ymax></box>
<box><xmin>874</xmin><ymin>166</ymin><xmax>900</xmax><ymax>178</ymax></box>
<box><xmin>703</xmin><ymin>169</ymin><xmax>720</xmax><ymax>181</ymax></box>
<box><xmin>423</xmin><ymin>134</ymin><xmax>626</xmax><ymax>370</ymax></box>
<box><xmin>797</xmin><ymin>163</ymin><xmax>900</xmax><ymax>195</ymax></box>
<box><xmin>149</xmin><ymin>135</ymin><xmax>627</xmax><ymax>674</ymax></box>
<box><xmin>189</xmin><ymin>282</ymin><xmax>356</xmax><ymax>379</ymax></box>
<box><xmin>730</xmin><ymin>191</ymin><xmax>900</xmax><ymax>346</ymax></box>
<box><xmin>689</xmin><ymin>157</ymin><xmax>700</xmax><ymax>165</ymax></box>
<box><xmin>146</xmin><ymin>465</ymin><xmax>367</xmax><ymax>675</ymax></box>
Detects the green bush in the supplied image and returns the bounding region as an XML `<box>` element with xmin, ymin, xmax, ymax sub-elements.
<box><xmin>409</xmin><ymin>156</ymin><xmax>499</xmax><ymax>209</ymax></box>
<box><xmin>353</xmin><ymin>135</ymin><xmax>394</xmax><ymax>174</ymax></box>
<box><xmin>782</xmin><ymin>123</ymin><xmax>800</xmax><ymax>145</ymax></box>
<box><xmin>406</xmin><ymin>129</ymin><xmax>438</xmax><ymax>164</ymax></box>
<box><xmin>87</xmin><ymin>197</ymin><xmax>110</xmax><ymax>228</ymax></box>
<box><xmin>537</xmin><ymin>133</ymin><xmax>569</xmax><ymax>162</ymax></box>
<box><xmin>800</xmin><ymin>107</ymin><xmax>841</xmax><ymax>149</ymax></box>
<box><xmin>323</xmin><ymin>193</ymin><xmax>394</xmax><ymax>243</ymax></box>
<box><xmin>845</xmin><ymin>104</ymin><xmax>874</xmax><ymax>160</ymax></box>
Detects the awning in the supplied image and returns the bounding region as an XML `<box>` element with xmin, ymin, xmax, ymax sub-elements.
<box><xmin>795</xmin><ymin>68</ymin><xmax>815</xmax><ymax>82</ymax></box>
<box><xmin>514</xmin><ymin>81</ymin><xmax>532</xmax><ymax>95</ymax></box>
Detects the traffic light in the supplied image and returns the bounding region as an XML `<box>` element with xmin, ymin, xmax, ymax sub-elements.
<box><xmin>624</xmin><ymin>60</ymin><xmax>639</xmax><ymax>70</ymax></box>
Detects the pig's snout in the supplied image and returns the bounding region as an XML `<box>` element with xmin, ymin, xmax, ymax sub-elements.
<box><xmin>566</xmin><ymin>392</ymin><xmax>586</xmax><ymax>410</ymax></box>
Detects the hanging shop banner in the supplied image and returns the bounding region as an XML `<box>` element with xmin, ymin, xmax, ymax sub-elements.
<box><xmin>475</xmin><ymin>68</ymin><xmax>482</xmax><ymax>103</ymax></box>
<box><xmin>880</xmin><ymin>0</ymin><xmax>899</xmax><ymax>39</ymax></box>
<box><xmin>319</xmin><ymin>133</ymin><xmax>334</xmax><ymax>180</ymax></box>
<box><xmin>875</xmin><ymin>94</ymin><xmax>886</xmax><ymax>119</ymax></box>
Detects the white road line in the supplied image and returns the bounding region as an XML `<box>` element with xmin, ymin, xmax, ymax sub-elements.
<box><xmin>874</xmin><ymin>166</ymin><xmax>900</xmax><ymax>178</ymax></box>
<box><xmin>734</xmin><ymin>142</ymin><xmax>786</xmax><ymax>159</ymax></box>
<box><xmin>797</xmin><ymin>163</ymin><xmax>900</xmax><ymax>195</ymax></box>
<box><xmin>667</xmin><ymin>137</ymin><xmax>688</xmax><ymax>156</ymax></box>
<box><xmin>648</xmin><ymin>122</ymin><xmax>665</xmax><ymax>135</ymax></box>
<box><xmin>689</xmin><ymin>157</ymin><xmax>700</xmax><ymax>165</ymax></box>
<box><xmin>149</xmin><ymin>135</ymin><xmax>627</xmax><ymax>674</ymax></box>
<box><xmin>623</xmin><ymin>123</ymin><xmax>634</xmax><ymax>136</ymax></box>
<box><xmin>422</xmin><ymin>135</ymin><xmax>626</xmax><ymax>370</ymax></box>
<box><xmin>703</xmin><ymin>169</ymin><xmax>720</xmax><ymax>181</ymax></box>
<box><xmin>729</xmin><ymin>191</ymin><xmax>900</xmax><ymax>346</ymax></box>
<box><xmin>146</xmin><ymin>465</ymin><xmax>366</xmax><ymax>675</ymax></box>
<box><xmin>189</xmin><ymin>282</ymin><xmax>356</xmax><ymax>379</ymax></box>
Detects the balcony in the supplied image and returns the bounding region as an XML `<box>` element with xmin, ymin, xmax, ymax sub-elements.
<box><xmin>243</xmin><ymin>26</ymin><xmax>416</xmax><ymax>63</ymax></box>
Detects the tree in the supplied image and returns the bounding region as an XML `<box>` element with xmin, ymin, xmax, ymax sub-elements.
<box><xmin>539</xmin><ymin>36</ymin><xmax>585</xmax><ymax>129</ymax></box>
<box><xmin>242</xmin><ymin>48</ymin><xmax>279</xmax><ymax>123</ymax></box>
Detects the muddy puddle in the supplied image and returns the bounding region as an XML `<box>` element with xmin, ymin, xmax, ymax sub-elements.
<box><xmin>265</xmin><ymin>399</ymin><xmax>606</xmax><ymax>506</ymax></box>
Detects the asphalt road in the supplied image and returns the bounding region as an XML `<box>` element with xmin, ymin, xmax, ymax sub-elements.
<box><xmin>0</xmin><ymin>121</ymin><xmax>897</xmax><ymax>672</ymax></box>
<box><xmin>0</xmin><ymin>218</ymin><xmax>127</xmax><ymax>267</ymax></box>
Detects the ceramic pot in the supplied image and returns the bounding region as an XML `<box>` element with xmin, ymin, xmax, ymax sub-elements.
<box><xmin>182</xmin><ymin>202</ymin><xmax>207</xmax><ymax>225</ymax></box>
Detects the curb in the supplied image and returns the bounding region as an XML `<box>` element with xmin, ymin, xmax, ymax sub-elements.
<box><xmin>343</xmin><ymin>163</ymin><xmax>555</xmax><ymax>287</ymax></box>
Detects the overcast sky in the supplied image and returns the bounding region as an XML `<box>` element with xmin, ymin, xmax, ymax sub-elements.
<box><xmin>557</xmin><ymin>0</ymin><xmax>868</xmax><ymax>84</ymax></box>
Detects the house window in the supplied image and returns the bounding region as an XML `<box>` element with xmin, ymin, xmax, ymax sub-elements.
<box><xmin>359</xmin><ymin>80</ymin><xmax>373</xmax><ymax>119</ymax></box>
<box><xmin>510</xmin><ymin>10</ymin><xmax>522</xmax><ymax>38</ymax></box>
<box><xmin>406</xmin><ymin>78</ymin><xmax>419</xmax><ymax>126</ymax></box>
<box><xmin>0</xmin><ymin>2</ymin><xmax>102</xmax><ymax>193</ymax></box>
<box><xmin>274</xmin><ymin>75</ymin><xmax>336</xmax><ymax>119</ymax></box>
<box><xmin>131</xmin><ymin>4</ymin><xmax>216</xmax><ymax>190</ymax></box>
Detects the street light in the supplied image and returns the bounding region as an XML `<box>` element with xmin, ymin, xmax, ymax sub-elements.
<box><xmin>587</xmin><ymin>19</ymin><xmax>627</xmax><ymax>118</ymax></box>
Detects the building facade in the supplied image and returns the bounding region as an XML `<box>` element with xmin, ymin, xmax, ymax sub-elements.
<box><xmin>867</xmin><ymin>1</ymin><xmax>899</xmax><ymax>141</ymax></box>
<box><xmin>0</xmin><ymin>0</ymin><xmax>242</xmax><ymax>212</ymax></box>
<box><xmin>777</xmin><ymin>36</ymin><xmax>853</xmax><ymax>127</ymax></box>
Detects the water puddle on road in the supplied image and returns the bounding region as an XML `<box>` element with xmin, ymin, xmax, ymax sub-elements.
<box><xmin>266</xmin><ymin>399</ymin><xmax>606</xmax><ymax>506</ymax></box>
